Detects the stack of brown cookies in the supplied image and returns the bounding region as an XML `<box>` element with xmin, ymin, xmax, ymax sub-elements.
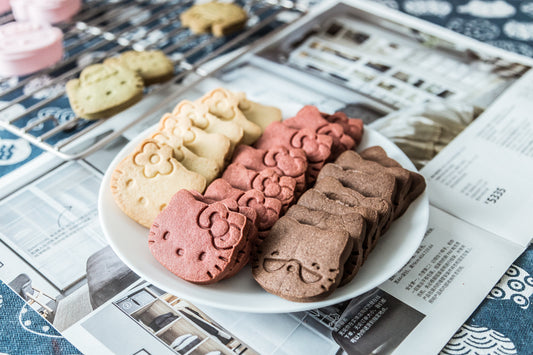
<box><xmin>252</xmin><ymin>147</ymin><xmax>426</xmax><ymax>302</ymax></box>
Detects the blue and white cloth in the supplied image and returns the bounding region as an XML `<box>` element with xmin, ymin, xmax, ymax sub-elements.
<box><xmin>0</xmin><ymin>280</ymin><xmax>80</xmax><ymax>355</ymax></box>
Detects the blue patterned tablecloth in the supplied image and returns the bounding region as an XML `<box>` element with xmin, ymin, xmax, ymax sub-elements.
<box><xmin>0</xmin><ymin>280</ymin><xmax>80</xmax><ymax>354</ymax></box>
<box><xmin>0</xmin><ymin>0</ymin><xmax>532</xmax><ymax>354</ymax></box>
<box><xmin>381</xmin><ymin>0</ymin><xmax>533</xmax><ymax>57</ymax></box>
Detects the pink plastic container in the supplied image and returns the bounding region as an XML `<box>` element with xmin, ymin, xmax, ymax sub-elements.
<box><xmin>0</xmin><ymin>22</ymin><xmax>63</xmax><ymax>77</ymax></box>
<box><xmin>10</xmin><ymin>0</ymin><xmax>81</xmax><ymax>24</ymax></box>
<box><xmin>0</xmin><ymin>0</ymin><xmax>10</xmax><ymax>14</ymax></box>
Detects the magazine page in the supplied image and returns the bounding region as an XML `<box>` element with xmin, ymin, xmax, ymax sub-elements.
<box><xmin>421</xmin><ymin>70</ymin><xmax>533</xmax><ymax>247</ymax></box>
<box><xmin>331</xmin><ymin>207</ymin><xmax>524</xmax><ymax>355</ymax></box>
<box><xmin>64</xmin><ymin>280</ymin><xmax>261</xmax><ymax>355</ymax></box>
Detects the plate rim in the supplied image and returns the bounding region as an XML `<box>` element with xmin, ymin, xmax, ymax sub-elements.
<box><xmin>98</xmin><ymin>126</ymin><xmax>429</xmax><ymax>313</ymax></box>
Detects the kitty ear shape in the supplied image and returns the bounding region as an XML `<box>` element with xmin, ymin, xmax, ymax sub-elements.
<box><xmin>81</xmin><ymin>64</ymin><xmax>118</xmax><ymax>84</ymax></box>
<box><xmin>172</xmin><ymin>100</ymin><xmax>197</xmax><ymax>116</ymax></box>
<box><xmin>172</xmin><ymin>101</ymin><xmax>209</xmax><ymax>129</ymax></box>
<box><xmin>264</xmin><ymin>147</ymin><xmax>307</xmax><ymax>177</ymax></box>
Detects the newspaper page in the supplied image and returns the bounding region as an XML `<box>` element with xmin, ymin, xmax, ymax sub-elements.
<box><xmin>332</xmin><ymin>207</ymin><xmax>524</xmax><ymax>355</ymax></box>
<box><xmin>421</xmin><ymin>70</ymin><xmax>533</xmax><ymax>247</ymax></box>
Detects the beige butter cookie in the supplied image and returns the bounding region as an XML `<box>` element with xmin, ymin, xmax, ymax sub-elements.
<box><xmin>153</xmin><ymin>113</ymin><xmax>230</xmax><ymax>181</ymax></box>
<box><xmin>233</xmin><ymin>91</ymin><xmax>282</xmax><ymax>131</ymax></box>
<box><xmin>172</xmin><ymin>99</ymin><xmax>244</xmax><ymax>152</ymax></box>
<box><xmin>199</xmin><ymin>88</ymin><xmax>262</xmax><ymax>145</ymax></box>
<box><xmin>110</xmin><ymin>139</ymin><xmax>206</xmax><ymax>228</ymax></box>
<box><xmin>180</xmin><ymin>1</ymin><xmax>248</xmax><ymax>37</ymax></box>
<box><xmin>66</xmin><ymin>62</ymin><xmax>144</xmax><ymax>120</ymax></box>
<box><xmin>104</xmin><ymin>50</ymin><xmax>174</xmax><ymax>85</ymax></box>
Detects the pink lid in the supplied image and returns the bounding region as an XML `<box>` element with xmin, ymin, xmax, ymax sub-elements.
<box><xmin>10</xmin><ymin>0</ymin><xmax>81</xmax><ymax>24</ymax></box>
<box><xmin>0</xmin><ymin>21</ymin><xmax>63</xmax><ymax>76</ymax></box>
<box><xmin>0</xmin><ymin>0</ymin><xmax>10</xmax><ymax>13</ymax></box>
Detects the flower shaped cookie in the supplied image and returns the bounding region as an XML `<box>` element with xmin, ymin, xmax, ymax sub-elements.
<box><xmin>133</xmin><ymin>140</ymin><xmax>174</xmax><ymax>178</ymax></box>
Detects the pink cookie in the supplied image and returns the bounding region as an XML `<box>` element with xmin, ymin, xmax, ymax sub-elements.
<box><xmin>231</xmin><ymin>145</ymin><xmax>307</xmax><ymax>194</ymax></box>
<box><xmin>190</xmin><ymin>190</ymin><xmax>258</xmax><ymax>279</ymax></box>
<box><xmin>11</xmin><ymin>0</ymin><xmax>81</xmax><ymax>24</ymax></box>
<box><xmin>254</xmin><ymin>121</ymin><xmax>333</xmax><ymax>184</ymax></box>
<box><xmin>285</xmin><ymin>106</ymin><xmax>355</xmax><ymax>160</ymax></box>
<box><xmin>0</xmin><ymin>22</ymin><xmax>63</xmax><ymax>77</ymax></box>
<box><xmin>321</xmin><ymin>111</ymin><xmax>364</xmax><ymax>146</ymax></box>
<box><xmin>205</xmin><ymin>178</ymin><xmax>282</xmax><ymax>232</ymax></box>
<box><xmin>222</xmin><ymin>163</ymin><xmax>296</xmax><ymax>211</ymax></box>
<box><xmin>148</xmin><ymin>189</ymin><xmax>252</xmax><ymax>284</ymax></box>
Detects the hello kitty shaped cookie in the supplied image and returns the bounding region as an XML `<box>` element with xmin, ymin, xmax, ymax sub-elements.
<box><xmin>232</xmin><ymin>91</ymin><xmax>282</xmax><ymax>131</ymax></box>
<box><xmin>180</xmin><ymin>1</ymin><xmax>248</xmax><ymax>37</ymax></box>
<box><xmin>252</xmin><ymin>216</ymin><xmax>353</xmax><ymax>302</ymax></box>
<box><xmin>199</xmin><ymin>88</ymin><xmax>262</xmax><ymax>145</ymax></box>
<box><xmin>172</xmin><ymin>99</ymin><xmax>243</xmax><ymax>153</ymax></box>
<box><xmin>110</xmin><ymin>139</ymin><xmax>206</xmax><ymax>228</ymax></box>
<box><xmin>104</xmin><ymin>50</ymin><xmax>174</xmax><ymax>85</ymax></box>
<box><xmin>231</xmin><ymin>145</ymin><xmax>308</xmax><ymax>194</ymax></box>
<box><xmin>149</xmin><ymin>189</ymin><xmax>252</xmax><ymax>284</ymax></box>
<box><xmin>154</xmin><ymin>111</ymin><xmax>231</xmax><ymax>171</ymax></box>
<box><xmin>66</xmin><ymin>62</ymin><xmax>144</xmax><ymax>120</ymax></box>
<box><xmin>255</xmin><ymin>121</ymin><xmax>333</xmax><ymax>184</ymax></box>
<box><xmin>222</xmin><ymin>163</ymin><xmax>297</xmax><ymax>211</ymax></box>
<box><xmin>0</xmin><ymin>21</ymin><xmax>63</xmax><ymax>77</ymax></box>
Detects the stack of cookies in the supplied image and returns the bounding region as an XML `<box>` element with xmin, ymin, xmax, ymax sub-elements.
<box><xmin>144</xmin><ymin>102</ymin><xmax>365</xmax><ymax>285</ymax></box>
<box><xmin>252</xmin><ymin>147</ymin><xmax>426</xmax><ymax>302</ymax></box>
<box><xmin>110</xmin><ymin>88</ymin><xmax>281</xmax><ymax>228</ymax></box>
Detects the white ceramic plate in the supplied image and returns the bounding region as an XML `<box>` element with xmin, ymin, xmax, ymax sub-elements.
<box><xmin>99</xmin><ymin>127</ymin><xmax>429</xmax><ymax>313</ymax></box>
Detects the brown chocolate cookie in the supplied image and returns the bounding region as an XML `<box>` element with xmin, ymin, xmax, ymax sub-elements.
<box><xmin>252</xmin><ymin>216</ymin><xmax>353</xmax><ymax>302</ymax></box>
<box><xmin>335</xmin><ymin>150</ymin><xmax>412</xmax><ymax>212</ymax></box>
<box><xmin>317</xmin><ymin>163</ymin><xmax>397</xmax><ymax>205</ymax></box>
<box><xmin>360</xmin><ymin>146</ymin><xmax>426</xmax><ymax>218</ymax></box>
<box><xmin>297</xmin><ymin>186</ymin><xmax>381</xmax><ymax>261</ymax></box>
<box><xmin>285</xmin><ymin>205</ymin><xmax>366</xmax><ymax>285</ymax></box>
